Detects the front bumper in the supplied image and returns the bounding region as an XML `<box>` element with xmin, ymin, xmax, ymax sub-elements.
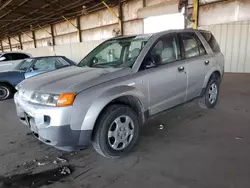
<box><xmin>14</xmin><ymin>93</ymin><xmax>91</xmax><ymax>151</ymax></box>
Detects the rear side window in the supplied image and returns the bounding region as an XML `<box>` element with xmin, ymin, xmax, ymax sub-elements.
<box><xmin>17</xmin><ymin>53</ymin><xmax>30</xmax><ymax>59</ymax></box>
<box><xmin>180</xmin><ymin>33</ymin><xmax>206</xmax><ymax>58</ymax></box>
<box><xmin>200</xmin><ymin>32</ymin><xmax>220</xmax><ymax>52</ymax></box>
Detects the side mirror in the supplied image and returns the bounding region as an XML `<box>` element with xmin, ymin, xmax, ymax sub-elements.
<box><xmin>142</xmin><ymin>56</ymin><xmax>156</xmax><ymax>69</ymax></box>
<box><xmin>0</xmin><ymin>56</ymin><xmax>6</xmax><ymax>61</ymax></box>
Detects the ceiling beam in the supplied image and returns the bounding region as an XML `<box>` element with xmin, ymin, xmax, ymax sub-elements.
<box><xmin>0</xmin><ymin>0</ymin><xmax>92</xmax><ymax>37</ymax></box>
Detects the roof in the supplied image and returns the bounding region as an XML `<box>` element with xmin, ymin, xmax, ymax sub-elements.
<box><xmin>28</xmin><ymin>56</ymin><xmax>67</xmax><ymax>59</ymax></box>
<box><xmin>0</xmin><ymin>0</ymin><xmax>119</xmax><ymax>39</ymax></box>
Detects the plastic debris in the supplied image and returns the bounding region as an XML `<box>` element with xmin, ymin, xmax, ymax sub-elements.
<box><xmin>158</xmin><ymin>124</ymin><xmax>164</xmax><ymax>130</ymax></box>
<box><xmin>57</xmin><ymin>157</ymin><xmax>67</xmax><ymax>163</ymax></box>
<box><xmin>53</xmin><ymin>160</ymin><xmax>58</xmax><ymax>165</ymax></box>
<box><xmin>236</xmin><ymin>137</ymin><xmax>243</xmax><ymax>140</ymax></box>
<box><xmin>37</xmin><ymin>162</ymin><xmax>46</xmax><ymax>166</ymax></box>
<box><xmin>61</xmin><ymin>167</ymin><xmax>71</xmax><ymax>175</ymax></box>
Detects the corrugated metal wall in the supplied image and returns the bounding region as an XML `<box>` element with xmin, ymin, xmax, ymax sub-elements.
<box><xmin>200</xmin><ymin>20</ymin><xmax>250</xmax><ymax>73</ymax></box>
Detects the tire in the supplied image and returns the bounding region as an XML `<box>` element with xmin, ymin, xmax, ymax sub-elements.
<box><xmin>92</xmin><ymin>104</ymin><xmax>140</xmax><ymax>158</ymax></box>
<box><xmin>198</xmin><ymin>76</ymin><xmax>220</xmax><ymax>109</ymax></box>
<box><xmin>0</xmin><ymin>84</ymin><xmax>13</xmax><ymax>101</ymax></box>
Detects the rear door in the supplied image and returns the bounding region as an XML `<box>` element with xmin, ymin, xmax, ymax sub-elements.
<box><xmin>143</xmin><ymin>33</ymin><xmax>187</xmax><ymax>115</ymax></box>
<box><xmin>179</xmin><ymin>32</ymin><xmax>211</xmax><ymax>101</ymax></box>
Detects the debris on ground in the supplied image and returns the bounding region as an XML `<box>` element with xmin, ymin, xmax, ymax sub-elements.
<box><xmin>0</xmin><ymin>165</ymin><xmax>74</xmax><ymax>188</ymax></box>
<box><xmin>70</xmin><ymin>152</ymin><xmax>78</xmax><ymax>156</ymax></box>
<box><xmin>57</xmin><ymin>157</ymin><xmax>67</xmax><ymax>163</ymax></box>
<box><xmin>9</xmin><ymin>141</ymin><xmax>16</xmax><ymax>144</ymax></box>
<box><xmin>158</xmin><ymin>124</ymin><xmax>164</xmax><ymax>130</ymax></box>
<box><xmin>61</xmin><ymin>167</ymin><xmax>71</xmax><ymax>175</ymax></box>
<box><xmin>37</xmin><ymin>162</ymin><xmax>46</xmax><ymax>166</ymax></box>
<box><xmin>236</xmin><ymin>137</ymin><xmax>244</xmax><ymax>140</ymax></box>
<box><xmin>53</xmin><ymin>160</ymin><xmax>58</xmax><ymax>165</ymax></box>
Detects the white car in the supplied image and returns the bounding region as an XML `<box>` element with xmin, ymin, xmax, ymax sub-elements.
<box><xmin>0</xmin><ymin>52</ymin><xmax>32</xmax><ymax>72</ymax></box>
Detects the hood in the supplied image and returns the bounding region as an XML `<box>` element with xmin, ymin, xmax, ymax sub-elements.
<box><xmin>19</xmin><ymin>66</ymin><xmax>131</xmax><ymax>93</ymax></box>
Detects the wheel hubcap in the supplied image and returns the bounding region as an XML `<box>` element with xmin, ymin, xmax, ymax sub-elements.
<box><xmin>208</xmin><ymin>83</ymin><xmax>218</xmax><ymax>104</ymax></box>
<box><xmin>0</xmin><ymin>86</ymin><xmax>9</xmax><ymax>100</ymax></box>
<box><xmin>108</xmin><ymin>115</ymin><xmax>135</xmax><ymax>150</ymax></box>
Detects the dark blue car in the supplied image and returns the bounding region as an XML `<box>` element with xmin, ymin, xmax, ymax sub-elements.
<box><xmin>0</xmin><ymin>56</ymin><xmax>75</xmax><ymax>100</ymax></box>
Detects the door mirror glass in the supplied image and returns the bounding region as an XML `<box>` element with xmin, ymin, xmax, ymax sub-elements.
<box><xmin>0</xmin><ymin>56</ymin><xmax>6</xmax><ymax>61</ymax></box>
<box><xmin>142</xmin><ymin>56</ymin><xmax>156</xmax><ymax>69</ymax></box>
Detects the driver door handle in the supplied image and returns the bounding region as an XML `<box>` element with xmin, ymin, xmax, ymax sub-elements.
<box><xmin>178</xmin><ymin>66</ymin><xmax>185</xmax><ymax>72</ymax></box>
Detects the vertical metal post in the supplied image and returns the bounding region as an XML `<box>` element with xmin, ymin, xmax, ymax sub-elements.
<box><xmin>32</xmin><ymin>30</ymin><xmax>37</xmax><ymax>48</ymax></box>
<box><xmin>8</xmin><ymin>37</ymin><xmax>12</xmax><ymax>51</ymax></box>
<box><xmin>0</xmin><ymin>40</ymin><xmax>3</xmax><ymax>52</ymax></box>
<box><xmin>118</xmin><ymin>0</ymin><xmax>124</xmax><ymax>35</ymax></box>
<box><xmin>76</xmin><ymin>16</ymin><xmax>82</xmax><ymax>42</ymax></box>
<box><xmin>101</xmin><ymin>0</ymin><xmax>122</xmax><ymax>35</ymax></box>
<box><xmin>18</xmin><ymin>34</ymin><xmax>23</xmax><ymax>50</ymax></box>
<box><xmin>193</xmin><ymin>0</ymin><xmax>199</xmax><ymax>29</ymax></box>
<box><xmin>50</xmin><ymin>24</ymin><xmax>55</xmax><ymax>46</ymax></box>
<box><xmin>142</xmin><ymin>0</ymin><xmax>146</xmax><ymax>7</ymax></box>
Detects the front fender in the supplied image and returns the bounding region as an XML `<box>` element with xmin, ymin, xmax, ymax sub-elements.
<box><xmin>80</xmin><ymin>85</ymin><xmax>146</xmax><ymax>131</ymax></box>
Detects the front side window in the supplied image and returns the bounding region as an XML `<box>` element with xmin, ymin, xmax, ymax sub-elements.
<box><xmin>17</xmin><ymin>53</ymin><xmax>30</xmax><ymax>59</ymax></box>
<box><xmin>151</xmin><ymin>35</ymin><xmax>180</xmax><ymax>65</ymax></box>
<box><xmin>180</xmin><ymin>33</ymin><xmax>206</xmax><ymax>58</ymax></box>
<box><xmin>78</xmin><ymin>35</ymin><xmax>151</xmax><ymax>68</ymax></box>
<box><xmin>141</xmin><ymin>34</ymin><xmax>180</xmax><ymax>69</ymax></box>
<box><xmin>3</xmin><ymin>54</ymin><xmax>12</xmax><ymax>61</ymax></box>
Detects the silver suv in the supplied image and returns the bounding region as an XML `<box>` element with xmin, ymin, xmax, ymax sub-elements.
<box><xmin>14</xmin><ymin>29</ymin><xmax>224</xmax><ymax>158</ymax></box>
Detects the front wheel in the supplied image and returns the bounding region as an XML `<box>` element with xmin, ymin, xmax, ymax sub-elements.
<box><xmin>0</xmin><ymin>84</ymin><xmax>13</xmax><ymax>101</ymax></box>
<box><xmin>198</xmin><ymin>77</ymin><xmax>220</xmax><ymax>109</ymax></box>
<box><xmin>92</xmin><ymin>104</ymin><xmax>140</xmax><ymax>158</ymax></box>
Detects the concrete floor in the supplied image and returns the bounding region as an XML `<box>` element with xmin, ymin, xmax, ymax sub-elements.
<box><xmin>0</xmin><ymin>73</ymin><xmax>250</xmax><ymax>188</ymax></box>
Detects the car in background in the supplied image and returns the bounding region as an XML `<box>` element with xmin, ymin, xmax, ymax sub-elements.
<box><xmin>14</xmin><ymin>29</ymin><xmax>224</xmax><ymax>158</ymax></box>
<box><xmin>0</xmin><ymin>52</ymin><xmax>32</xmax><ymax>72</ymax></box>
<box><xmin>0</xmin><ymin>56</ymin><xmax>75</xmax><ymax>100</ymax></box>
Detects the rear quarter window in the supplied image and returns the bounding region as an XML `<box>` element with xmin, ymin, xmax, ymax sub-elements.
<box><xmin>200</xmin><ymin>32</ymin><xmax>221</xmax><ymax>53</ymax></box>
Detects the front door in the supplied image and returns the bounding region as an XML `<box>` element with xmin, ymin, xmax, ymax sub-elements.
<box><xmin>143</xmin><ymin>33</ymin><xmax>187</xmax><ymax>115</ymax></box>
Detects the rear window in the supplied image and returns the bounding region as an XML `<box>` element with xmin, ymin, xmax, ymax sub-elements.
<box><xmin>200</xmin><ymin>32</ymin><xmax>220</xmax><ymax>52</ymax></box>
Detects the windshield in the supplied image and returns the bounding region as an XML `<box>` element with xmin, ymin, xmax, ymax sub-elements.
<box><xmin>78</xmin><ymin>35</ymin><xmax>151</xmax><ymax>68</ymax></box>
<box><xmin>14</xmin><ymin>59</ymin><xmax>34</xmax><ymax>71</ymax></box>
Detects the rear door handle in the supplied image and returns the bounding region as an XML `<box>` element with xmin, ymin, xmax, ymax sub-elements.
<box><xmin>205</xmin><ymin>60</ymin><xmax>210</xmax><ymax>65</ymax></box>
<box><xmin>178</xmin><ymin>66</ymin><xmax>185</xmax><ymax>72</ymax></box>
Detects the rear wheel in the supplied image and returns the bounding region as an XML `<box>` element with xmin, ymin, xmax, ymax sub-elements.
<box><xmin>92</xmin><ymin>104</ymin><xmax>140</xmax><ymax>158</ymax></box>
<box><xmin>198</xmin><ymin>76</ymin><xmax>220</xmax><ymax>109</ymax></box>
<box><xmin>0</xmin><ymin>84</ymin><xmax>13</xmax><ymax>101</ymax></box>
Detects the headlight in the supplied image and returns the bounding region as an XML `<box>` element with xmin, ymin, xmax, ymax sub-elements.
<box><xmin>30</xmin><ymin>92</ymin><xmax>76</xmax><ymax>107</ymax></box>
<box><xmin>31</xmin><ymin>92</ymin><xmax>59</xmax><ymax>106</ymax></box>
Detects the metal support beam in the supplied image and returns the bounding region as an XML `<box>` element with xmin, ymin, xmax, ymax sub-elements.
<box><xmin>101</xmin><ymin>0</ymin><xmax>122</xmax><ymax>36</ymax></box>
<box><xmin>193</xmin><ymin>0</ymin><xmax>199</xmax><ymax>29</ymax></box>
<box><xmin>38</xmin><ymin>25</ymin><xmax>52</xmax><ymax>35</ymax></box>
<box><xmin>21</xmin><ymin>31</ymin><xmax>33</xmax><ymax>40</ymax></box>
<box><xmin>50</xmin><ymin>24</ymin><xmax>55</xmax><ymax>46</ymax></box>
<box><xmin>8</xmin><ymin>37</ymin><xmax>12</xmax><ymax>51</ymax></box>
<box><xmin>0</xmin><ymin>40</ymin><xmax>3</xmax><ymax>52</ymax></box>
<box><xmin>118</xmin><ymin>0</ymin><xmax>124</xmax><ymax>35</ymax></box>
<box><xmin>76</xmin><ymin>16</ymin><xmax>82</xmax><ymax>42</ymax></box>
<box><xmin>62</xmin><ymin>15</ymin><xmax>82</xmax><ymax>42</ymax></box>
<box><xmin>62</xmin><ymin>15</ymin><xmax>78</xmax><ymax>29</ymax></box>
<box><xmin>18</xmin><ymin>34</ymin><xmax>23</xmax><ymax>50</ymax></box>
<box><xmin>32</xmin><ymin>30</ymin><xmax>37</xmax><ymax>48</ymax></box>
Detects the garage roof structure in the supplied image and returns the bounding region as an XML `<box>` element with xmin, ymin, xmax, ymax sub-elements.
<box><xmin>0</xmin><ymin>0</ymin><xmax>119</xmax><ymax>39</ymax></box>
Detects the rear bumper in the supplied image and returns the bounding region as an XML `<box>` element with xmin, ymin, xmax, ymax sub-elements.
<box><xmin>14</xmin><ymin>93</ymin><xmax>92</xmax><ymax>151</ymax></box>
